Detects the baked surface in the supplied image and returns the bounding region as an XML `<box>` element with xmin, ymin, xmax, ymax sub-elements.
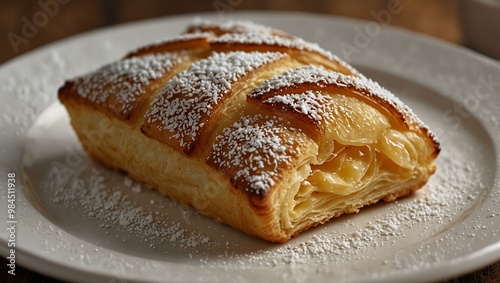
<box><xmin>58</xmin><ymin>20</ymin><xmax>440</xmax><ymax>242</ymax></box>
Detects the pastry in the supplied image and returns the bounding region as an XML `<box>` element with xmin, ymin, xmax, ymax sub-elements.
<box><xmin>58</xmin><ymin>20</ymin><xmax>440</xmax><ymax>243</ymax></box>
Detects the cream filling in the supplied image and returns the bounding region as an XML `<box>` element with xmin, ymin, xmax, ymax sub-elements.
<box><xmin>281</xmin><ymin>94</ymin><xmax>429</xmax><ymax>233</ymax></box>
<box><xmin>315</xmin><ymin>94</ymin><xmax>391</xmax><ymax>163</ymax></box>
<box><xmin>284</xmin><ymin>129</ymin><xmax>426</xmax><ymax>232</ymax></box>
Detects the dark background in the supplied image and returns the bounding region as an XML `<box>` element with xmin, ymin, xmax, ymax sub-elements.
<box><xmin>1</xmin><ymin>0</ymin><xmax>499</xmax><ymax>282</ymax></box>
<box><xmin>1</xmin><ymin>0</ymin><xmax>466</xmax><ymax>64</ymax></box>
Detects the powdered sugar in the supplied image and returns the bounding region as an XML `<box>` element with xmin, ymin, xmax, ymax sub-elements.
<box><xmin>263</xmin><ymin>91</ymin><xmax>331</xmax><ymax>122</ymax></box>
<box><xmin>190</xmin><ymin>19</ymin><xmax>358</xmax><ymax>76</ymax></box>
<box><xmin>251</xmin><ymin>65</ymin><xmax>439</xmax><ymax>146</ymax></box>
<box><xmin>76</xmin><ymin>53</ymin><xmax>183</xmax><ymax>114</ymax></box>
<box><xmin>207</xmin><ymin>115</ymin><xmax>309</xmax><ymax>195</ymax></box>
<box><xmin>212</xmin><ymin>31</ymin><xmax>320</xmax><ymax>52</ymax></box>
<box><xmin>145</xmin><ymin>51</ymin><xmax>285</xmax><ymax>151</ymax></box>
<box><xmin>189</xmin><ymin>18</ymin><xmax>283</xmax><ymax>35</ymax></box>
<box><xmin>212</xmin><ymin>31</ymin><xmax>351</xmax><ymax>69</ymax></box>
<box><xmin>1</xmin><ymin>51</ymin><xmax>73</xmax><ymax>136</ymax></box>
<box><xmin>43</xmin><ymin>164</ymin><xmax>212</xmax><ymax>252</ymax></box>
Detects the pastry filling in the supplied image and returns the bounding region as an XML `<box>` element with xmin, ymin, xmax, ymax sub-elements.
<box><xmin>281</xmin><ymin>94</ymin><xmax>431</xmax><ymax>232</ymax></box>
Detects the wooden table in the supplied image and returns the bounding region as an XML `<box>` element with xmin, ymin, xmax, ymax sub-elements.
<box><xmin>1</xmin><ymin>0</ymin><xmax>499</xmax><ymax>282</ymax></box>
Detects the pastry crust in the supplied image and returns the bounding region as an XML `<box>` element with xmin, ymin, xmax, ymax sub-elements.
<box><xmin>58</xmin><ymin>20</ymin><xmax>440</xmax><ymax>243</ymax></box>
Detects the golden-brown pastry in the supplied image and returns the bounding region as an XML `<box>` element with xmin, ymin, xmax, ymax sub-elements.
<box><xmin>58</xmin><ymin>20</ymin><xmax>440</xmax><ymax>243</ymax></box>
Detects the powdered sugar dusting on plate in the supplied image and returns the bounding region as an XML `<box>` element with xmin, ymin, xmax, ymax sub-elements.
<box><xmin>43</xmin><ymin>165</ymin><xmax>211</xmax><ymax>251</ymax></box>
<box><xmin>206</xmin><ymin>143</ymin><xmax>491</xmax><ymax>272</ymax></box>
<box><xmin>1</xmin><ymin>51</ymin><xmax>75</xmax><ymax>136</ymax></box>
<box><xmin>24</xmin><ymin>105</ymin><xmax>497</xmax><ymax>276</ymax></box>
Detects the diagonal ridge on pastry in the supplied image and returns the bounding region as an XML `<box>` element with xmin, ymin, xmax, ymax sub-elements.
<box><xmin>142</xmin><ymin>51</ymin><xmax>288</xmax><ymax>155</ymax></box>
<box><xmin>58</xmin><ymin>20</ymin><xmax>440</xmax><ymax>243</ymax></box>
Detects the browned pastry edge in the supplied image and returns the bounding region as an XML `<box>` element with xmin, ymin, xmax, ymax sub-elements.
<box><xmin>125</xmin><ymin>36</ymin><xmax>213</xmax><ymax>58</ymax></box>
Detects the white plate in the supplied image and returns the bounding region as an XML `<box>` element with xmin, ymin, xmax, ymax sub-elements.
<box><xmin>1</xmin><ymin>11</ymin><xmax>499</xmax><ymax>283</ymax></box>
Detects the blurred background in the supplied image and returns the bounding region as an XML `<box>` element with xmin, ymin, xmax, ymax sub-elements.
<box><xmin>1</xmin><ymin>0</ymin><xmax>499</xmax><ymax>282</ymax></box>
<box><xmin>0</xmin><ymin>0</ymin><xmax>472</xmax><ymax>64</ymax></box>
<box><xmin>2</xmin><ymin>0</ymin><xmax>500</xmax><ymax>63</ymax></box>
